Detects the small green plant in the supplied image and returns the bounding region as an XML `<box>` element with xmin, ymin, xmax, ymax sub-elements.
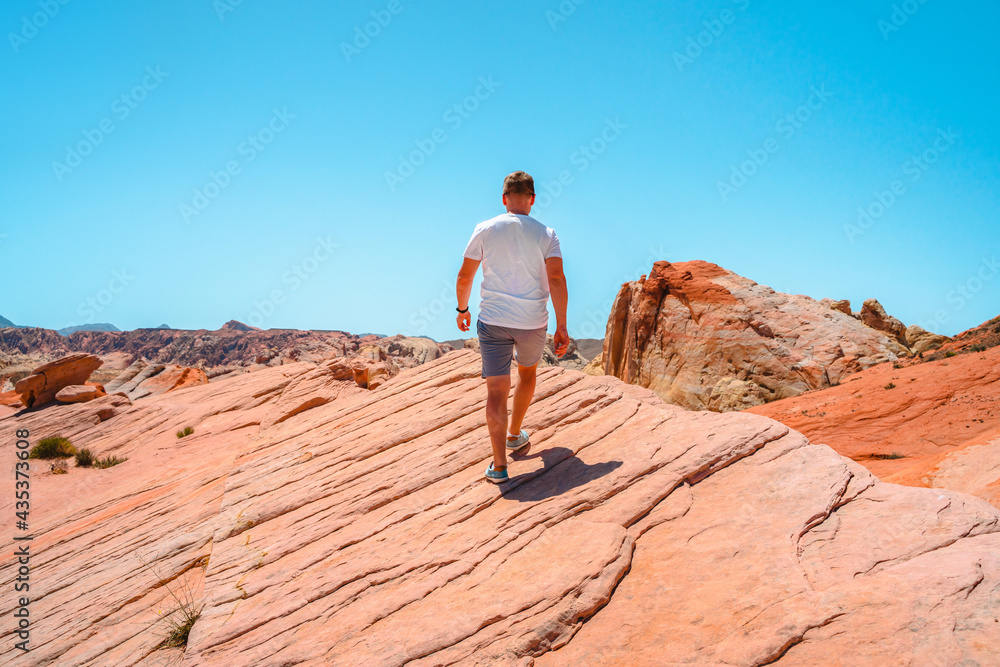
<box><xmin>29</xmin><ymin>436</ymin><xmax>77</xmax><ymax>459</ymax></box>
<box><xmin>971</xmin><ymin>344</ymin><xmax>986</xmax><ymax>353</ymax></box>
<box><xmin>871</xmin><ymin>452</ymin><xmax>906</xmax><ymax>460</ymax></box>
<box><xmin>176</xmin><ymin>426</ymin><xmax>194</xmax><ymax>438</ymax></box>
<box><xmin>945</xmin><ymin>350</ymin><xmax>957</xmax><ymax>358</ymax></box>
<box><xmin>884</xmin><ymin>382</ymin><xmax>896</xmax><ymax>390</ymax></box>
<box><xmin>75</xmin><ymin>448</ymin><xmax>95</xmax><ymax>467</ymax></box>
<box><xmin>94</xmin><ymin>454</ymin><xmax>127</xmax><ymax>469</ymax></box>
<box><xmin>136</xmin><ymin>553</ymin><xmax>203</xmax><ymax>651</ymax></box>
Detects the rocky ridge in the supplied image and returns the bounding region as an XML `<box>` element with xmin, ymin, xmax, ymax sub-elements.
<box><xmin>601</xmin><ymin>260</ymin><xmax>950</xmax><ymax>411</ymax></box>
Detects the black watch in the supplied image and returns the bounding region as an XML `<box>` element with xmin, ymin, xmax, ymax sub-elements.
<box><xmin>456</xmin><ymin>306</ymin><xmax>469</xmax><ymax>313</ymax></box>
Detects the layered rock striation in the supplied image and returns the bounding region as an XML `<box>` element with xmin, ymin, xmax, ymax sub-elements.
<box><xmin>1</xmin><ymin>348</ymin><xmax>998</xmax><ymax>665</ymax></box>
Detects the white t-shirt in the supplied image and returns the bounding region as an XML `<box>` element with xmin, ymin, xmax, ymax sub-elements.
<box><xmin>463</xmin><ymin>212</ymin><xmax>562</xmax><ymax>330</ymax></box>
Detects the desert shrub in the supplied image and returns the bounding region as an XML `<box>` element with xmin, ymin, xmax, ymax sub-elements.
<box><xmin>871</xmin><ymin>452</ymin><xmax>905</xmax><ymax>460</ymax></box>
<box><xmin>94</xmin><ymin>454</ymin><xmax>127</xmax><ymax>469</ymax></box>
<box><xmin>971</xmin><ymin>344</ymin><xmax>986</xmax><ymax>353</ymax></box>
<box><xmin>176</xmin><ymin>426</ymin><xmax>194</xmax><ymax>438</ymax></box>
<box><xmin>29</xmin><ymin>436</ymin><xmax>77</xmax><ymax>459</ymax></box>
<box><xmin>945</xmin><ymin>350</ymin><xmax>957</xmax><ymax>358</ymax></box>
<box><xmin>75</xmin><ymin>448</ymin><xmax>95</xmax><ymax>467</ymax></box>
<box><xmin>50</xmin><ymin>460</ymin><xmax>69</xmax><ymax>474</ymax></box>
<box><xmin>884</xmin><ymin>382</ymin><xmax>896</xmax><ymax>390</ymax></box>
<box><xmin>137</xmin><ymin>553</ymin><xmax>203</xmax><ymax>650</ymax></box>
<box><xmin>892</xmin><ymin>361</ymin><xmax>903</xmax><ymax>369</ymax></box>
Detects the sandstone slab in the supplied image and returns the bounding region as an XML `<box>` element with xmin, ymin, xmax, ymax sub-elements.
<box><xmin>750</xmin><ymin>345</ymin><xmax>1000</xmax><ymax>506</ymax></box>
<box><xmin>0</xmin><ymin>349</ymin><xmax>997</xmax><ymax>666</ymax></box>
<box><xmin>55</xmin><ymin>384</ymin><xmax>106</xmax><ymax>403</ymax></box>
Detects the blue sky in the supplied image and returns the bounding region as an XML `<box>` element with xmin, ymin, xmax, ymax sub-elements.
<box><xmin>2</xmin><ymin>0</ymin><xmax>997</xmax><ymax>341</ymax></box>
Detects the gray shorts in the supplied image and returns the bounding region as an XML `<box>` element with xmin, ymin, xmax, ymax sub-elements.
<box><xmin>477</xmin><ymin>319</ymin><xmax>548</xmax><ymax>378</ymax></box>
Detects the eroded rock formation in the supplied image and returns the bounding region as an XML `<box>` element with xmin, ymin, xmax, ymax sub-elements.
<box><xmin>14</xmin><ymin>353</ymin><xmax>103</xmax><ymax>408</ymax></box>
<box><xmin>601</xmin><ymin>261</ymin><xmax>949</xmax><ymax>411</ymax></box>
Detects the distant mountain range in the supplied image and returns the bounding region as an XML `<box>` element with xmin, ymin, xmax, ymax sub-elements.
<box><xmin>56</xmin><ymin>323</ymin><xmax>121</xmax><ymax>336</ymax></box>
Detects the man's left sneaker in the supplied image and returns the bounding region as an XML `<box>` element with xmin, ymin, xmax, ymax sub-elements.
<box><xmin>506</xmin><ymin>429</ymin><xmax>530</xmax><ymax>452</ymax></box>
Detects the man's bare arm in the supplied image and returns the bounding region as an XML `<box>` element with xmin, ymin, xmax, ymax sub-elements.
<box><xmin>545</xmin><ymin>256</ymin><xmax>569</xmax><ymax>356</ymax></box>
<box><xmin>455</xmin><ymin>257</ymin><xmax>480</xmax><ymax>332</ymax></box>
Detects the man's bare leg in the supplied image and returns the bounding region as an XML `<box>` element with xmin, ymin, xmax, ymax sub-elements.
<box><xmin>508</xmin><ymin>362</ymin><xmax>537</xmax><ymax>439</ymax></box>
<box><xmin>485</xmin><ymin>374</ymin><xmax>512</xmax><ymax>470</ymax></box>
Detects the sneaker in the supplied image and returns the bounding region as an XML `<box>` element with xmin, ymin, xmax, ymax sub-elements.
<box><xmin>505</xmin><ymin>429</ymin><xmax>530</xmax><ymax>452</ymax></box>
<box><xmin>485</xmin><ymin>462</ymin><xmax>508</xmax><ymax>483</ymax></box>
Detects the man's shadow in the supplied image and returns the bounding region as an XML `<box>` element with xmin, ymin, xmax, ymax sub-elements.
<box><xmin>503</xmin><ymin>444</ymin><xmax>622</xmax><ymax>502</ymax></box>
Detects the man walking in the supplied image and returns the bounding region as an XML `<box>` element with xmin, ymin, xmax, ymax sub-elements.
<box><xmin>455</xmin><ymin>171</ymin><xmax>569</xmax><ymax>484</ymax></box>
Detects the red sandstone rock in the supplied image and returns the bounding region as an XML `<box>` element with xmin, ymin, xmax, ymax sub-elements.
<box><xmin>14</xmin><ymin>353</ymin><xmax>103</xmax><ymax>408</ymax></box>
<box><xmin>602</xmin><ymin>261</ymin><xmax>912</xmax><ymax>410</ymax></box>
<box><xmin>134</xmin><ymin>365</ymin><xmax>209</xmax><ymax>397</ymax></box>
<box><xmin>55</xmin><ymin>384</ymin><xmax>106</xmax><ymax>403</ymax></box>
<box><xmin>750</xmin><ymin>345</ymin><xmax>1000</xmax><ymax>506</ymax></box>
<box><xmin>938</xmin><ymin>315</ymin><xmax>1000</xmax><ymax>355</ymax></box>
<box><xmin>860</xmin><ymin>298</ymin><xmax>908</xmax><ymax>346</ymax></box>
<box><xmin>1</xmin><ymin>349</ymin><xmax>998</xmax><ymax>665</ymax></box>
<box><xmin>0</xmin><ymin>390</ymin><xmax>22</xmax><ymax>407</ymax></box>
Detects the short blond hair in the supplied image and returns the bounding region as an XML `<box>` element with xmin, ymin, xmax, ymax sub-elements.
<box><xmin>503</xmin><ymin>171</ymin><xmax>535</xmax><ymax>196</ymax></box>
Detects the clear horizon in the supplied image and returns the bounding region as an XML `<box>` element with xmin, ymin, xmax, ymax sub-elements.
<box><xmin>2</xmin><ymin>1</ymin><xmax>998</xmax><ymax>340</ymax></box>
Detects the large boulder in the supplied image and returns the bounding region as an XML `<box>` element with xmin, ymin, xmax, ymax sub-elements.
<box><xmin>14</xmin><ymin>353</ymin><xmax>103</xmax><ymax>408</ymax></box>
<box><xmin>55</xmin><ymin>384</ymin><xmax>107</xmax><ymax>404</ymax></box>
<box><xmin>860</xmin><ymin>298</ymin><xmax>909</xmax><ymax>350</ymax></box>
<box><xmin>905</xmin><ymin>324</ymin><xmax>951</xmax><ymax>353</ymax></box>
<box><xmin>602</xmin><ymin>261</ymin><xmax>906</xmax><ymax>411</ymax></box>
